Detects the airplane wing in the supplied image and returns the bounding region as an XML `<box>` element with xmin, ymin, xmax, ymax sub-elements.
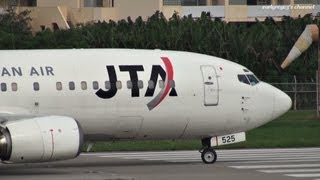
<box><xmin>0</xmin><ymin>114</ymin><xmax>39</xmax><ymax>125</ymax></box>
<box><xmin>0</xmin><ymin>107</ymin><xmax>38</xmax><ymax>124</ymax></box>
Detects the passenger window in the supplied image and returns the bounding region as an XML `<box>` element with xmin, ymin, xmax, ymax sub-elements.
<box><xmin>138</xmin><ymin>80</ymin><xmax>143</xmax><ymax>89</ymax></box>
<box><xmin>238</xmin><ymin>75</ymin><xmax>250</xmax><ymax>85</ymax></box>
<box><xmin>148</xmin><ymin>80</ymin><xmax>155</xmax><ymax>89</ymax></box>
<box><xmin>169</xmin><ymin>80</ymin><xmax>175</xmax><ymax>88</ymax></box>
<box><xmin>159</xmin><ymin>80</ymin><xmax>165</xmax><ymax>89</ymax></box>
<box><xmin>33</xmin><ymin>82</ymin><xmax>40</xmax><ymax>91</ymax></box>
<box><xmin>69</xmin><ymin>81</ymin><xmax>75</xmax><ymax>90</ymax></box>
<box><xmin>127</xmin><ymin>81</ymin><xmax>133</xmax><ymax>89</ymax></box>
<box><xmin>116</xmin><ymin>81</ymin><xmax>122</xmax><ymax>89</ymax></box>
<box><xmin>105</xmin><ymin>81</ymin><xmax>111</xmax><ymax>89</ymax></box>
<box><xmin>81</xmin><ymin>81</ymin><xmax>87</xmax><ymax>90</ymax></box>
<box><xmin>1</xmin><ymin>83</ymin><xmax>7</xmax><ymax>92</ymax></box>
<box><xmin>92</xmin><ymin>81</ymin><xmax>99</xmax><ymax>90</ymax></box>
<box><xmin>56</xmin><ymin>82</ymin><xmax>62</xmax><ymax>91</ymax></box>
<box><xmin>11</xmin><ymin>83</ymin><xmax>17</xmax><ymax>91</ymax></box>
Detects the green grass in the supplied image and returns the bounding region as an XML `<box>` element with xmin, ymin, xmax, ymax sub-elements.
<box><xmin>84</xmin><ymin>111</ymin><xmax>320</xmax><ymax>152</ymax></box>
<box><xmin>224</xmin><ymin>110</ymin><xmax>320</xmax><ymax>148</ymax></box>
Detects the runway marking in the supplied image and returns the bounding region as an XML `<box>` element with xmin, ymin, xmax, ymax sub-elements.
<box><xmin>83</xmin><ymin>147</ymin><xmax>320</xmax><ymax>156</ymax></box>
<box><xmin>259</xmin><ymin>168</ymin><xmax>320</xmax><ymax>173</ymax></box>
<box><xmin>98</xmin><ymin>153</ymin><xmax>320</xmax><ymax>158</ymax></box>
<box><xmin>222</xmin><ymin>149</ymin><xmax>320</xmax><ymax>180</ymax></box>
<box><xmin>82</xmin><ymin>148</ymin><xmax>320</xmax><ymax>180</ymax></box>
<box><xmin>234</xmin><ymin>159</ymin><xmax>320</xmax><ymax>164</ymax></box>
<box><xmin>230</xmin><ymin>164</ymin><xmax>320</xmax><ymax>169</ymax></box>
<box><xmin>230</xmin><ymin>164</ymin><xmax>320</xmax><ymax>180</ymax></box>
<box><xmin>99</xmin><ymin>156</ymin><xmax>320</xmax><ymax>162</ymax></box>
<box><xmin>83</xmin><ymin>148</ymin><xmax>320</xmax><ymax>164</ymax></box>
<box><xmin>285</xmin><ymin>173</ymin><xmax>320</xmax><ymax>178</ymax></box>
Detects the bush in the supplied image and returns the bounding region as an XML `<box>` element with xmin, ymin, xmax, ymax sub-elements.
<box><xmin>0</xmin><ymin>11</ymin><xmax>318</xmax><ymax>82</ymax></box>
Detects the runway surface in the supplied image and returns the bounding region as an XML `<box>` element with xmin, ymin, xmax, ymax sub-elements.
<box><xmin>0</xmin><ymin>148</ymin><xmax>319</xmax><ymax>180</ymax></box>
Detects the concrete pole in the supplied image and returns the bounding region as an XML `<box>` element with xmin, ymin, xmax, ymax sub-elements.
<box><xmin>315</xmin><ymin>22</ymin><xmax>320</xmax><ymax>118</ymax></box>
<box><xmin>294</xmin><ymin>75</ymin><xmax>297</xmax><ymax>110</ymax></box>
<box><xmin>317</xmin><ymin>70</ymin><xmax>319</xmax><ymax>117</ymax></box>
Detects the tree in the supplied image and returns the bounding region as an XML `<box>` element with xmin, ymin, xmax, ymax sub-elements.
<box><xmin>0</xmin><ymin>8</ymin><xmax>32</xmax><ymax>49</ymax></box>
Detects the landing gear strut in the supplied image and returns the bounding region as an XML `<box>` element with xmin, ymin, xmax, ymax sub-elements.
<box><xmin>199</xmin><ymin>138</ymin><xmax>217</xmax><ymax>164</ymax></box>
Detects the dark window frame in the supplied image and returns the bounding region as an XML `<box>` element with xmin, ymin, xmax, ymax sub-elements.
<box><xmin>127</xmin><ymin>81</ymin><xmax>133</xmax><ymax>89</ymax></box>
<box><xmin>81</xmin><ymin>81</ymin><xmax>87</xmax><ymax>90</ymax></box>
<box><xmin>148</xmin><ymin>80</ymin><xmax>155</xmax><ymax>89</ymax></box>
<box><xmin>56</xmin><ymin>82</ymin><xmax>62</xmax><ymax>91</ymax></box>
<box><xmin>238</xmin><ymin>74</ymin><xmax>250</xmax><ymax>85</ymax></box>
<box><xmin>1</xmin><ymin>83</ymin><xmax>7</xmax><ymax>92</ymax></box>
<box><xmin>116</xmin><ymin>81</ymin><xmax>122</xmax><ymax>89</ymax></box>
<box><xmin>138</xmin><ymin>80</ymin><xmax>144</xmax><ymax>89</ymax></box>
<box><xmin>247</xmin><ymin>74</ymin><xmax>260</xmax><ymax>85</ymax></box>
<box><xmin>33</xmin><ymin>82</ymin><xmax>40</xmax><ymax>91</ymax></box>
<box><xmin>69</xmin><ymin>81</ymin><xmax>75</xmax><ymax>91</ymax></box>
<box><xmin>11</xmin><ymin>82</ymin><xmax>18</xmax><ymax>92</ymax></box>
<box><xmin>105</xmin><ymin>81</ymin><xmax>111</xmax><ymax>89</ymax></box>
<box><xmin>92</xmin><ymin>81</ymin><xmax>99</xmax><ymax>90</ymax></box>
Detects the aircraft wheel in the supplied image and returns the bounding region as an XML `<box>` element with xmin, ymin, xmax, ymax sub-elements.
<box><xmin>201</xmin><ymin>148</ymin><xmax>217</xmax><ymax>164</ymax></box>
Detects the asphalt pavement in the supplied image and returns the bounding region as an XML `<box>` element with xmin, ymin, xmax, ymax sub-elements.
<box><xmin>0</xmin><ymin>148</ymin><xmax>319</xmax><ymax>180</ymax></box>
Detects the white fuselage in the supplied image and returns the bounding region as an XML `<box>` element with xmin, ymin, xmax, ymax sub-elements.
<box><xmin>0</xmin><ymin>49</ymin><xmax>291</xmax><ymax>141</ymax></box>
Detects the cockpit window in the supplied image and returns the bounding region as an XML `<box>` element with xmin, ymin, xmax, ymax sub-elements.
<box><xmin>247</xmin><ymin>74</ymin><xmax>259</xmax><ymax>85</ymax></box>
<box><xmin>243</xmin><ymin>69</ymin><xmax>250</xmax><ymax>72</ymax></box>
<box><xmin>238</xmin><ymin>75</ymin><xmax>250</xmax><ymax>85</ymax></box>
<box><xmin>238</xmin><ymin>74</ymin><xmax>260</xmax><ymax>86</ymax></box>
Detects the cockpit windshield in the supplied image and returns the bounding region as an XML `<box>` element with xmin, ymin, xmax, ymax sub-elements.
<box><xmin>238</xmin><ymin>73</ymin><xmax>260</xmax><ymax>86</ymax></box>
<box><xmin>238</xmin><ymin>75</ymin><xmax>250</xmax><ymax>85</ymax></box>
<box><xmin>247</xmin><ymin>74</ymin><xmax>259</xmax><ymax>85</ymax></box>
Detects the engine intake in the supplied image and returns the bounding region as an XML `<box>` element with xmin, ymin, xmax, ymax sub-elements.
<box><xmin>0</xmin><ymin>116</ymin><xmax>83</xmax><ymax>163</ymax></box>
<box><xmin>0</xmin><ymin>128</ymin><xmax>11</xmax><ymax>161</ymax></box>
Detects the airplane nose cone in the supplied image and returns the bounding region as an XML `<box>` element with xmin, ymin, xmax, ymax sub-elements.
<box><xmin>273</xmin><ymin>90</ymin><xmax>292</xmax><ymax>118</ymax></box>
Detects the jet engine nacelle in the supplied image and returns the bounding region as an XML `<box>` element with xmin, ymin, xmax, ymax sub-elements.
<box><xmin>0</xmin><ymin>116</ymin><xmax>83</xmax><ymax>163</ymax></box>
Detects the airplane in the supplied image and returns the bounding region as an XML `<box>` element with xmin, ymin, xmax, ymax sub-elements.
<box><xmin>0</xmin><ymin>49</ymin><xmax>291</xmax><ymax>164</ymax></box>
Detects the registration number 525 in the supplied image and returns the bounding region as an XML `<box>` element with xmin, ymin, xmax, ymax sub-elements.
<box><xmin>210</xmin><ymin>132</ymin><xmax>246</xmax><ymax>146</ymax></box>
<box><xmin>222</xmin><ymin>135</ymin><xmax>236</xmax><ymax>143</ymax></box>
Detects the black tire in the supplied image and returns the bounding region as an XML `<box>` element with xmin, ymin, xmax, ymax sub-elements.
<box><xmin>201</xmin><ymin>148</ymin><xmax>217</xmax><ymax>164</ymax></box>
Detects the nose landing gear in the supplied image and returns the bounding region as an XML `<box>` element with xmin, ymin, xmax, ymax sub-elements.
<box><xmin>199</xmin><ymin>137</ymin><xmax>217</xmax><ymax>164</ymax></box>
<box><xmin>200</xmin><ymin>148</ymin><xmax>217</xmax><ymax>164</ymax></box>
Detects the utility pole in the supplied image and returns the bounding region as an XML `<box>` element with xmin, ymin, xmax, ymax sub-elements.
<box><xmin>315</xmin><ymin>16</ymin><xmax>320</xmax><ymax>118</ymax></box>
<box><xmin>317</xmin><ymin>39</ymin><xmax>320</xmax><ymax>117</ymax></box>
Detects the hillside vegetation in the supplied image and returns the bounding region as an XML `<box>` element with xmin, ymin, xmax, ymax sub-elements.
<box><xmin>0</xmin><ymin>10</ymin><xmax>319</xmax><ymax>82</ymax></box>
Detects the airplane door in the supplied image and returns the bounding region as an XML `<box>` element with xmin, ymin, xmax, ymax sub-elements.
<box><xmin>201</xmin><ymin>66</ymin><xmax>219</xmax><ymax>106</ymax></box>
